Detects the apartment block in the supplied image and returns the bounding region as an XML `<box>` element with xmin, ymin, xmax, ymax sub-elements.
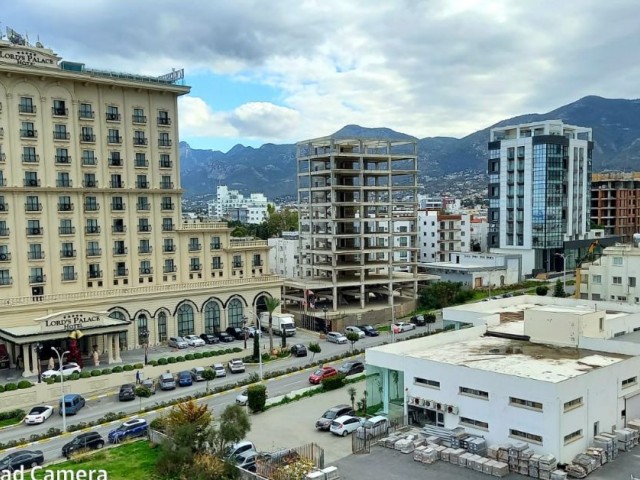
<box><xmin>591</xmin><ymin>172</ymin><xmax>640</xmax><ymax>244</ymax></box>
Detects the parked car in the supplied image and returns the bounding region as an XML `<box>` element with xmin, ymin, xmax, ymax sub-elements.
<box><xmin>326</xmin><ymin>331</ymin><xmax>348</xmax><ymax>344</ymax></box>
<box><xmin>59</xmin><ymin>394</ymin><xmax>85</xmax><ymax>416</ymax></box>
<box><xmin>236</xmin><ymin>389</ymin><xmax>249</xmax><ymax>406</ymax></box>
<box><xmin>345</xmin><ymin>326</ymin><xmax>365</xmax><ymax>339</ymax></box>
<box><xmin>217</xmin><ymin>332</ymin><xmax>235</xmax><ymax>343</ymax></box>
<box><xmin>228</xmin><ymin>359</ymin><xmax>245</xmax><ymax>374</ymax></box>
<box><xmin>393</xmin><ymin>322</ymin><xmax>415</xmax><ymax>333</ymax></box>
<box><xmin>141</xmin><ymin>378</ymin><xmax>156</xmax><ymax>394</ymax></box>
<box><xmin>226</xmin><ymin>326</ymin><xmax>245</xmax><ymax>340</ymax></box>
<box><xmin>234</xmin><ymin>449</ymin><xmax>258</xmax><ymax>472</ymax></box>
<box><xmin>42</xmin><ymin>362</ymin><xmax>81</xmax><ymax>379</ymax></box>
<box><xmin>338</xmin><ymin>360</ymin><xmax>365</xmax><ymax>376</ymax></box>
<box><xmin>225</xmin><ymin>440</ymin><xmax>257</xmax><ymax>459</ymax></box>
<box><xmin>183</xmin><ymin>334</ymin><xmax>206</xmax><ymax>347</ymax></box>
<box><xmin>178</xmin><ymin>370</ymin><xmax>193</xmax><ymax>387</ymax></box>
<box><xmin>315</xmin><ymin>404</ymin><xmax>355</xmax><ymax>430</ymax></box>
<box><xmin>0</xmin><ymin>450</ymin><xmax>44</xmax><ymax>471</ymax></box>
<box><xmin>61</xmin><ymin>432</ymin><xmax>104</xmax><ymax>458</ymax></box>
<box><xmin>168</xmin><ymin>336</ymin><xmax>188</xmax><ymax>349</ymax></box>
<box><xmin>107</xmin><ymin>418</ymin><xmax>148</xmax><ymax>444</ymax></box>
<box><xmin>200</xmin><ymin>333</ymin><xmax>220</xmax><ymax>344</ymax></box>
<box><xmin>309</xmin><ymin>366</ymin><xmax>338</xmax><ymax>384</ymax></box>
<box><xmin>158</xmin><ymin>372</ymin><xmax>176</xmax><ymax>391</ymax></box>
<box><xmin>330</xmin><ymin>415</ymin><xmax>364</xmax><ymax>436</ymax></box>
<box><xmin>290</xmin><ymin>344</ymin><xmax>307</xmax><ymax>357</ymax></box>
<box><xmin>360</xmin><ymin>325</ymin><xmax>379</xmax><ymax>337</ymax></box>
<box><xmin>244</xmin><ymin>326</ymin><xmax>261</xmax><ymax>338</ymax></box>
<box><xmin>410</xmin><ymin>315</ymin><xmax>426</xmax><ymax>326</ymax></box>
<box><xmin>118</xmin><ymin>384</ymin><xmax>136</xmax><ymax>401</ymax></box>
<box><xmin>356</xmin><ymin>415</ymin><xmax>390</xmax><ymax>439</ymax></box>
<box><xmin>213</xmin><ymin>363</ymin><xmax>226</xmax><ymax>377</ymax></box>
<box><xmin>24</xmin><ymin>405</ymin><xmax>54</xmax><ymax>425</ymax></box>
<box><xmin>191</xmin><ymin>367</ymin><xmax>206</xmax><ymax>381</ymax></box>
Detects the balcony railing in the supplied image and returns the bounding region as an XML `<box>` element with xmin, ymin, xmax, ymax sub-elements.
<box><xmin>232</xmin><ymin>262</ymin><xmax>244</xmax><ymax>268</ymax></box>
<box><xmin>159</xmin><ymin>159</ymin><xmax>173</xmax><ymax>168</ymax></box>
<box><xmin>158</xmin><ymin>139</ymin><xmax>172</xmax><ymax>147</ymax></box>
<box><xmin>190</xmin><ymin>264</ymin><xmax>202</xmax><ymax>272</ymax></box>
<box><xmin>136</xmin><ymin>181</ymin><xmax>149</xmax><ymax>189</ymax></box>
<box><xmin>52</xmin><ymin>107</ymin><xmax>69</xmax><ymax>116</ymax></box>
<box><xmin>80</xmin><ymin>134</ymin><xmax>96</xmax><ymax>143</ymax></box>
<box><xmin>86</xmin><ymin>248</ymin><xmax>102</xmax><ymax>257</ymax></box>
<box><xmin>109</xmin><ymin>181</ymin><xmax>125</xmax><ymax>188</ymax></box>
<box><xmin>106</xmin><ymin>112</ymin><xmax>121</xmax><ymax>122</ymax></box>
<box><xmin>29</xmin><ymin>274</ymin><xmax>46</xmax><ymax>284</ymax></box>
<box><xmin>25</xmin><ymin>202</ymin><xmax>43</xmax><ymax>212</ymax></box>
<box><xmin>0</xmin><ymin>277</ymin><xmax>13</xmax><ymax>286</ymax></box>
<box><xmin>59</xmin><ymin>226</ymin><xmax>75</xmax><ymax>235</ymax></box>
<box><xmin>53</xmin><ymin>131</ymin><xmax>70</xmax><ymax>140</ymax></box>
<box><xmin>210</xmin><ymin>242</ymin><xmax>221</xmax><ymax>250</ymax></box>
<box><xmin>108</xmin><ymin>157</ymin><xmax>123</xmax><ymax>167</ymax></box>
<box><xmin>111</xmin><ymin>203</ymin><xmax>126</xmax><ymax>211</ymax></box>
<box><xmin>55</xmin><ymin>155</ymin><xmax>71</xmax><ymax>164</ymax></box>
<box><xmin>138</xmin><ymin>225</ymin><xmax>152</xmax><ymax>233</ymax></box>
<box><xmin>22</xmin><ymin>154</ymin><xmax>39</xmax><ymax>163</ymax></box>
<box><xmin>161</xmin><ymin>203</ymin><xmax>174</xmax><ymax>211</ymax></box>
<box><xmin>135</xmin><ymin>160</ymin><xmax>149</xmax><ymax>168</ymax></box>
<box><xmin>252</xmin><ymin>260</ymin><xmax>264</xmax><ymax>267</ymax></box>
<box><xmin>0</xmin><ymin>252</ymin><xmax>10</xmax><ymax>261</ymax></box>
<box><xmin>0</xmin><ymin>228</ymin><xmax>9</xmax><ymax>236</ymax></box>
<box><xmin>20</xmin><ymin>129</ymin><xmax>37</xmax><ymax>138</ymax></box>
<box><xmin>26</xmin><ymin>227</ymin><xmax>43</xmax><ymax>236</ymax></box>
<box><xmin>0</xmin><ymin>203</ymin><xmax>7</xmax><ymax>212</ymax></box>
<box><xmin>162</xmin><ymin>224</ymin><xmax>174</xmax><ymax>232</ymax></box>
<box><xmin>85</xmin><ymin>226</ymin><xmax>101</xmax><ymax>235</ymax></box>
<box><xmin>82</xmin><ymin>156</ymin><xmax>97</xmax><ymax>166</ymax></box>
<box><xmin>61</xmin><ymin>273</ymin><xmax>78</xmax><ymax>281</ymax></box>
<box><xmin>163</xmin><ymin>265</ymin><xmax>177</xmax><ymax>273</ymax></box>
<box><xmin>132</xmin><ymin>115</ymin><xmax>147</xmax><ymax>124</ymax></box>
<box><xmin>163</xmin><ymin>244</ymin><xmax>175</xmax><ymax>252</ymax></box>
<box><xmin>19</xmin><ymin>104</ymin><xmax>37</xmax><ymax>114</ymax></box>
<box><xmin>114</xmin><ymin>268</ymin><xmax>129</xmax><ymax>277</ymax></box>
<box><xmin>24</xmin><ymin>178</ymin><xmax>40</xmax><ymax>187</ymax></box>
<box><xmin>133</xmin><ymin>137</ymin><xmax>148</xmax><ymax>146</ymax></box>
<box><xmin>157</xmin><ymin>116</ymin><xmax>171</xmax><ymax>125</ymax></box>
<box><xmin>27</xmin><ymin>251</ymin><xmax>45</xmax><ymax>260</ymax></box>
<box><xmin>107</xmin><ymin>135</ymin><xmax>123</xmax><ymax>144</ymax></box>
<box><xmin>83</xmin><ymin>179</ymin><xmax>98</xmax><ymax>188</ymax></box>
<box><xmin>84</xmin><ymin>203</ymin><xmax>100</xmax><ymax>212</ymax></box>
<box><xmin>112</xmin><ymin>225</ymin><xmax>127</xmax><ymax>234</ymax></box>
<box><xmin>60</xmin><ymin>249</ymin><xmax>76</xmax><ymax>259</ymax></box>
<box><xmin>138</xmin><ymin>246</ymin><xmax>153</xmax><ymax>254</ymax></box>
<box><xmin>188</xmin><ymin>243</ymin><xmax>202</xmax><ymax>252</ymax></box>
<box><xmin>139</xmin><ymin>266</ymin><xmax>153</xmax><ymax>275</ymax></box>
<box><xmin>88</xmin><ymin>270</ymin><xmax>103</xmax><ymax>279</ymax></box>
<box><xmin>56</xmin><ymin>179</ymin><xmax>73</xmax><ymax>188</ymax></box>
<box><xmin>57</xmin><ymin>203</ymin><xmax>74</xmax><ymax>212</ymax></box>
<box><xmin>113</xmin><ymin>247</ymin><xmax>128</xmax><ymax>255</ymax></box>
<box><xmin>79</xmin><ymin>110</ymin><xmax>95</xmax><ymax>119</ymax></box>
<box><xmin>137</xmin><ymin>203</ymin><xmax>150</xmax><ymax>211</ymax></box>
<box><xmin>160</xmin><ymin>182</ymin><xmax>174</xmax><ymax>189</ymax></box>
<box><xmin>211</xmin><ymin>262</ymin><xmax>223</xmax><ymax>270</ymax></box>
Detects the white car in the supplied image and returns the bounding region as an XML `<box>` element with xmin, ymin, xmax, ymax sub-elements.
<box><xmin>228</xmin><ymin>359</ymin><xmax>245</xmax><ymax>374</ymax></box>
<box><xmin>236</xmin><ymin>390</ymin><xmax>249</xmax><ymax>406</ymax></box>
<box><xmin>184</xmin><ymin>335</ymin><xmax>205</xmax><ymax>347</ymax></box>
<box><xmin>356</xmin><ymin>415</ymin><xmax>390</xmax><ymax>440</ymax></box>
<box><xmin>24</xmin><ymin>405</ymin><xmax>54</xmax><ymax>425</ymax></box>
<box><xmin>213</xmin><ymin>363</ymin><xmax>226</xmax><ymax>377</ymax></box>
<box><xmin>345</xmin><ymin>326</ymin><xmax>365</xmax><ymax>339</ymax></box>
<box><xmin>41</xmin><ymin>362</ymin><xmax>81</xmax><ymax>379</ymax></box>
<box><xmin>393</xmin><ymin>322</ymin><xmax>416</xmax><ymax>333</ymax></box>
<box><xmin>326</xmin><ymin>331</ymin><xmax>348</xmax><ymax>344</ymax></box>
<box><xmin>330</xmin><ymin>415</ymin><xmax>363</xmax><ymax>436</ymax></box>
<box><xmin>244</xmin><ymin>326</ymin><xmax>261</xmax><ymax>338</ymax></box>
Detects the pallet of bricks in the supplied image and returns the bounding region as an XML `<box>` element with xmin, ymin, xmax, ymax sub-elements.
<box><xmin>615</xmin><ymin>426</ymin><xmax>639</xmax><ymax>452</ymax></box>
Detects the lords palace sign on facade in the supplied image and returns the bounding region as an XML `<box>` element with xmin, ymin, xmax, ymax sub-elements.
<box><xmin>0</xmin><ymin>45</ymin><xmax>58</xmax><ymax>68</ymax></box>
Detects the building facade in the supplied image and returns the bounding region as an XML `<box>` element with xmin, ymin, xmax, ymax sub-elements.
<box><xmin>0</xmin><ymin>39</ymin><xmax>279</xmax><ymax>376</ymax></box>
<box><xmin>591</xmin><ymin>172</ymin><xmax>640</xmax><ymax>244</ymax></box>
<box><xmin>487</xmin><ymin>120</ymin><xmax>593</xmax><ymax>274</ymax></box>
<box><xmin>421</xmin><ymin>252</ymin><xmax>521</xmax><ymax>288</ymax></box>
<box><xmin>207</xmin><ymin>185</ymin><xmax>269</xmax><ymax>224</ymax></box>
<box><xmin>268</xmin><ymin>231</ymin><xmax>300</xmax><ymax>278</ymax></box>
<box><xmin>418</xmin><ymin>210</ymin><xmax>472</xmax><ymax>263</ymax></box>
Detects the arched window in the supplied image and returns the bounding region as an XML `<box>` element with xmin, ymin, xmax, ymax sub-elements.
<box><xmin>177</xmin><ymin>304</ymin><xmax>194</xmax><ymax>336</ymax></box>
<box><xmin>227</xmin><ymin>298</ymin><xmax>244</xmax><ymax>328</ymax></box>
<box><xmin>109</xmin><ymin>311</ymin><xmax>128</xmax><ymax>349</ymax></box>
<box><xmin>137</xmin><ymin>314</ymin><xmax>148</xmax><ymax>345</ymax></box>
<box><xmin>204</xmin><ymin>302</ymin><xmax>221</xmax><ymax>334</ymax></box>
<box><xmin>157</xmin><ymin>312</ymin><xmax>167</xmax><ymax>342</ymax></box>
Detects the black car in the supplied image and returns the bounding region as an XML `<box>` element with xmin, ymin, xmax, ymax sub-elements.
<box><xmin>118</xmin><ymin>383</ymin><xmax>136</xmax><ymax>401</ymax></box>
<box><xmin>62</xmin><ymin>432</ymin><xmax>105</xmax><ymax>458</ymax></box>
<box><xmin>0</xmin><ymin>450</ymin><xmax>44</xmax><ymax>471</ymax></box>
<box><xmin>200</xmin><ymin>333</ymin><xmax>220</xmax><ymax>344</ymax></box>
<box><xmin>315</xmin><ymin>404</ymin><xmax>355</xmax><ymax>430</ymax></box>
<box><xmin>217</xmin><ymin>332</ymin><xmax>235</xmax><ymax>343</ymax></box>
<box><xmin>360</xmin><ymin>325</ymin><xmax>379</xmax><ymax>337</ymax></box>
<box><xmin>338</xmin><ymin>360</ymin><xmax>365</xmax><ymax>376</ymax></box>
<box><xmin>410</xmin><ymin>315</ymin><xmax>426</xmax><ymax>326</ymax></box>
<box><xmin>226</xmin><ymin>326</ymin><xmax>245</xmax><ymax>340</ymax></box>
<box><xmin>290</xmin><ymin>344</ymin><xmax>307</xmax><ymax>357</ymax></box>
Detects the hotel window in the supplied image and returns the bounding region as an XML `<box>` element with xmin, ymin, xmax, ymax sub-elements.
<box><xmin>62</xmin><ymin>266</ymin><xmax>76</xmax><ymax>282</ymax></box>
<box><xmin>88</xmin><ymin>263</ymin><xmax>102</xmax><ymax>279</ymax></box>
<box><xmin>630</xmin><ymin>277</ymin><xmax>637</xmax><ymax>288</ymax></box>
<box><xmin>459</xmin><ymin>417</ymin><xmax>489</xmax><ymax>430</ymax></box>
<box><xmin>107</xmin><ymin>129</ymin><xmax>121</xmax><ymax>144</ymax></box>
<box><xmin>509</xmin><ymin>397</ymin><xmax>543</xmax><ymax>411</ymax></box>
<box><xmin>80</xmin><ymin>126</ymin><xmax>95</xmax><ymax>142</ymax></box>
<box><xmin>140</xmin><ymin>260</ymin><xmax>151</xmax><ymax>275</ymax></box>
<box><xmin>83</xmin><ymin>173</ymin><xmax>97</xmax><ymax>188</ymax></box>
<box><xmin>58</xmin><ymin>195</ymin><xmax>72</xmax><ymax>211</ymax></box>
<box><xmin>137</xmin><ymin>196</ymin><xmax>150</xmax><ymax>211</ymax></box>
<box><xmin>158</xmin><ymin>132</ymin><xmax>171</xmax><ymax>147</ymax></box>
<box><xmin>563</xmin><ymin>397</ymin><xmax>583</xmax><ymax>412</ymax></box>
<box><xmin>53</xmin><ymin>124</ymin><xmax>69</xmax><ymax>140</ymax></box>
<box><xmin>564</xmin><ymin>429</ymin><xmax>583</xmax><ymax>445</ymax></box>
<box><xmin>0</xmin><ymin>269</ymin><xmax>11</xmax><ymax>285</ymax></box>
<box><xmin>414</xmin><ymin>377</ymin><xmax>440</xmax><ymax>389</ymax></box>
<box><xmin>190</xmin><ymin>258</ymin><xmax>201</xmax><ymax>271</ymax></box>
<box><xmin>19</xmin><ymin>96</ymin><xmax>35</xmax><ymax>113</ymax></box>
<box><xmin>157</xmin><ymin>312</ymin><xmax>167</xmax><ymax>342</ymax></box>
<box><xmin>163</xmin><ymin>238</ymin><xmax>175</xmax><ymax>252</ymax></box>
<box><xmin>132</xmin><ymin>108</ymin><xmax>146</xmax><ymax>124</ymax></box>
<box><xmin>133</xmin><ymin>130</ymin><xmax>147</xmax><ymax>146</ymax></box>
<box><xmin>106</xmin><ymin>105</ymin><xmax>120</xmax><ymax>121</ymax></box>
<box><xmin>613</xmin><ymin>257</ymin><xmax>623</xmax><ymax>266</ymax></box>
<box><xmin>21</xmin><ymin>121</ymin><xmax>36</xmax><ymax>138</ymax></box>
<box><xmin>111</xmin><ymin>197</ymin><xmax>125</xmax><ymax>212</ymax></box>
<box><xmin>211</xmin><ymin>236</ymin><xmax>221</xmax><ymax>249</ymax></box>
<box><xmin>139</xmin><ymin>240</ymin><xmax>151</xmax><ymax>254</ymax></box>
<box><xmin>139</xmin><ymin>218</ymin><xmax>151</xmax><ymax>233</ymax></box>
<box><xmin>24</xmin><ymin>171</ymin><xmax>39</xmax><ymax>187</ymax></box>
<box><xmin>232</xmin><ymin>255</ymin><xmax>243</xmax><ymax>268</ymax></box>
<box><xmin>613</xmin><ymin>276</ymin><xmax>622</xmax><ymax>285</ymax></box>
<box><xmin>85</xmin><ymin>219</ymin><xmax>100</xmax><ymax>234</ymax></box>
<box><xmin>23</xmin><ymin>146</ymin><xmax>37</xmax><ymax>163</ymax></box>
<box><xmin>212</xmin><ymin>256</ymin><xmax>222</xmax><ymax>269</ymax></box>
<box><xmin>158</xmin><ymin>110</ymin><xmax>170</xmax><ymax>125</ymax></box>
<box><xmin>81</xmin><ymin>150</ymin><xmax>96</xmax><ymax>166</ymax></box>
<box><xmin>137</xmin><ymin>315</ymin><xmax>148</xmax><ymax>345</ymax></box>
<box><xmin>79</xmin><ymin>103</ymin><xmax>94</xmax><ymax>119</ymax></box>
<box><xmin>25</xmin><ymin>195</ymin><xmax>41</xmax><ymax>212</ymax></box>
<box><xmin>56</xmin><ymin>147</ymin><xmax>70</xmax><ymax>164</ymax></box>
<box><xmin>459</xmin><ymin>386</ymin><xmax>489</xmax><ymax>399</ymax></box>
<box><xmin>163</xmin><ymin>259</ymin><xmax>176</xmax><ymax>273</ymax></box>
<box><xmin>189</xmin><ymin>237</ymin><xmax>201</xmax><ymax>251</ymax></box>
<box><xmin>592</xmin><ymin>275</ymin><xmax>602</xmax><ymax>284</ymax></box>
<box><xmin>61</xmin><ymin>242</ymin><xmax>75</xmax><ymax>258</ymax></box>
<box><xmin>52</xmin><ymin>100</ymin><xmax>67</xmax><ymax>116</ymax></box>
<box><xmin>59</xmin><ymin>219</ymin><xmax>74</xmax><ymax>235</ymax></box>
<box><xmin>110</xmin><ymin>174</ymin><xmax>124</xmax><ymax>189</ymax></box>
<box><xmin>509</xmin><ymin>429</ymin><xmax>543</xmax><ymax>444</ymax></box>
<box><xmin>162</xmin><ymin>218</ymin><xmax>174</xmax><ymax>231</ymax></box>
<box><xmin>135</xmin><ymin>152</ymin><xmax>147</xmax><ymax>168</ymax></box>
<box><xmin>622</xmin><ymin>376</ymin><xmax>637</xmax><ymax>388</ymax></box>
<box><xmin>252</xmin><ymin>254</ymin><xmax>262</xmax><ymax>267</ymax></box>
<box><xmin>160</xmin><ymin>175</ymin><xmax>173</xmax><ymax>189</ymax></box>
<box><xmin>87</xmin><ymin>241</ymin><xmax>101</xmax><ymax>257</ymax></box>
<box><xmin>136</xmin><ymin>174</ymin><xmax>148</xmax><ymax>189</ymax></box>
<box><xmin>159</xmin><ymin>154</ymin><xmax>171</xmax><ymax>168</ymax></box>
<box><xmin>28</xmin><ymin>244</ymin><xmax>43</xmax><ymax>260</ymax></box>
<box><xmin>57</xmin><ymin>172</ymin><xmax>71</xmax><ymax>188</ymax></box>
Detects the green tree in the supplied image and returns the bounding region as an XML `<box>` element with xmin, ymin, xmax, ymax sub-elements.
<box><xmin>253</xmin><ymin>332</ymin><xmax>260</xmax><ymax>361</ymax></box>
<box><xmin>536</xmin><ymin>285</ymin><xmax>549</xmax><ymax>296</ymax></box>
<box><xmin>345</xmin><ymin>331</ymin><xmax>360</xmax><ymax>352</ymax></box>
<box><xmin>201</xmin><ymin>368</ymin><xmax>216</xmax><ymax>392</ymax></box>
<box><xmin>264</xmin><ymin>297</ymin><xmax>281</xmax><ymax>354</ymax></box>
<box><xmin>553</xmin><ymin>279</ymin><xmax>566</xmax><ymax>298</ymax></box>
<box><xmin>424</xmin><ymin>313</ymin><xmax>436</xmax><ymax>334</ymax></box>
<box><xmin>347</xmin><ymin>386</ymin><xmax>357</xmax><ymax>411</ymax></box>
<box><xmin>166</xmin><ymin>400</ymin><xmax>212</xmax><ymax>450</ymax></box>
<box><xmin>135</xmin><ymin>385</ymin><xmax>152</xmax><ymax>412</ymax></box>
<box><xmin>418</xmin><ymin>281</ymin><xmax>471</xmax><ymax>309</ymax></box>
<box><xmin>308</xmin><ymin>342</ymin><xmax>321</xmax><ymax>362</ymax></box>
<box><xmin>247</xmin><ymin>384</ymin><xmax>267</xmax><ymax>413</ymax></box>
<box><xmin>208</xmin><ymin>404</ymin><xmax>252</xmax><ymax>457</ymax></box>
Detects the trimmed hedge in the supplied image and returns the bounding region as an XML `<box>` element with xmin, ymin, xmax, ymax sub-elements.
<box><xmin>157</xmin><ymin>358</ymin><xmax>168</xmax><ymax>366</ymax></box>
<box><xmin>123</xmin><ymin>364</ymin><xmax>134</xmax><ymax>372</ymax></box>
<box><xmin>90</xmin><ymin>370</ymin><xmax>102</xmax><ymax>377</ymax></box>
<box><xmin>101</xmin><ymin>368</ymin><xmax>112</xmax><ymax>375</ymax></box>
<box><xmin>321</xmin><ymin>374</ymin><xmax>346</xmax><ymax>391</ymax></box>
<box><xmin>0</xmin><ymin>409</ymin><xmax>24</xmax><ymax>421</ymax></box>
<box><xmin>185</xmin><ymin>354</ymin><xmax>194</xmax><ymax>361</ymax></box>
<box><xmin>17</xmin><ymin>380</ymin><xmax>32</xmax><ymax>389</ymax></box>
<box><xmin>176</xmin><ymin>356</ymin><xmax>185</xmax><ymax>362</ymax></box>
<box><xmin>112</xmin><ymin>366</ymin><xmax>123</xmax><ymax>373</ymax></box>
<box><xmin>4</xmin><ymin>383</ymin><xmax>17</xmax><ymax>391</ymax></box>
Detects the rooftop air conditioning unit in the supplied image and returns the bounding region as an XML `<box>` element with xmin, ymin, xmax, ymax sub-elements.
<box><xmin>413</xmin><ymin>397</ymin><xmax>421</xmax><ymax>406</ymax></box>
<box><xmin>436</xmin><ymin>403</ymin><xmax>446</xmax><ymax>412</ymax></box>
<box><xmin>447</xmin><ymin>405</ymin><xmax>459</xmax><ymax>415</ymax></box>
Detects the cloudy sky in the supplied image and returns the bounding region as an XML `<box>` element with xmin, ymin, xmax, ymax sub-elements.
<box><xmin>3</xmin><ymin>0</ymin><xmax>639</xmax><ymax>151</ymax></box>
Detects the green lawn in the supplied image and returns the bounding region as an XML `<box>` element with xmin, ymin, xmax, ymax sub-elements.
<box><xmin>32</xmin><ymin>441</ymin><xmax>160</xmax><ymax>480</ymax></box>
<box><xmin>0</xmin><ymin>416</ymin><xmax>22</xmax><ymax>428</ymax></box>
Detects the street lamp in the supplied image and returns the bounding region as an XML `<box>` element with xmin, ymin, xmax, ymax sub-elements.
<box><xmin>33</xmin><ymin>343</ymin><xmax>43</xmax><ymax>384</ymax></box>
<box><xmin>242</xmin><ymin>315</ymin><xmax>249</xmax><ymax>350</ymax></box>
<box><xmin>322</xmin><ymin>306</ymin><xmax>328</xmax><ymax>333</ymax></box>
<box><xmin>247</xmin><ymin>312</ymin><xmax>263</xmax><ymax>381</ymax></box>
<box><xmin>51</xmin><ymin>346</ymin><xmax>70</xmax><ymax>433</ymax></box>
<box><xmin>140</xmin><ymin>329</ymin><xmax>149</xmax><ymax>365</ymax></box>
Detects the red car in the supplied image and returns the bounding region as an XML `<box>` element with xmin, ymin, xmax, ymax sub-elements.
<box><xmin>309</xmin><ymin>366</ymin><xmax>338</xmax><ymax>384</ymax></box>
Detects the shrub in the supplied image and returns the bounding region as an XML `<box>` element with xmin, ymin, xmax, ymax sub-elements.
<box><xmin>112</xmin><ymin>366</ymin><xmax>124</xmax><ymax>373</ymax></box>
<box><xmin>101</xmin><ymin>368</ymin><xmax>112</xmax><ymax>375</ymax></box>
<box><xmin>17</xmin><ymin>380</ymin><xmax>32</xmax><ymax>389</ymax></box>
<box><xmin>68</xmin><ymin>373</ymin><xmax>80</xmax><ymax>381</ymax></box>
<box><xmin>247</xmin><ymin>384</ymin><xmax>268</xmax><ymax>413</ymax></box>
<box><xmin>201</xmin><ymin>351</ymin><xmax>212</xmax><ymax>358</ymax></box>
<box><xmin>45</xmin><ymin>377</ymin><xmax>56</xmax><ymax>385</ymax></box>
<box><xmin>184</xmin><ymin>354</ymin><xmax>194</xmax><ymax>361</ymax></box>
<box><xmin>212</xmin><ymin>350</ymin><xmax>221</xmax><ymax>356</ymax></box>
<box><xmin>0</xmin><ymin>385</ymin><xmax>4</xmax><ymax>393</ymax></box>
<box><xmin>0</xmin><ymin>409</ymin><xmax>24</xmax><ymax>421</ymax></box>
<box><xmin>224</xmin><ymin>349</ymin><xmax>233</xmax><ymax>355</ymax></box>
<box><xmin>90</xmin><ymin>370</ymin><xmax>102</xmax><ymax>377</ymax></box>
<box><xmin>193</xmin><ymin>352</ymin><xmax>203</xmax><ymax>359</ymax></box>
<box><xmin>78</xmin><ymin>371</ymin><xmax>90</xmax><ymax>379</ymax></box>
<box><xmin>536</xmin><ymin>285</ymin><xmax>549</xmax><ymax>296</ymax></box>
<box><xmin>4</xmin><ymin>383</ymin><xmax>17</xmax><ymax>391</ymax></box>
<box><xmin>232</xmin><ymin>347</ymin><xmax>242</xmax><ymax>353</ymax></box>
<box><xmin>157</xmin><ymin>358</ymin><xmax>168</xmax><ymax>366</ymax></box>
<box><xmin>167</xmin><ymin>357</ymin><xmax>176</xmax><ymax>364</ymax></box>
<box><xmin>321</xmin><ymin>374</ymin><xmax>345</xmax><ymax>391</ymax></box>
<box><xmin>176</xmin><ymin>356</ymin><xmax>185</xmax><ymax>362</ymax></box>
<box><xmin>149</xmin><ymin>360</ymin><xmax>158</xmax><ymax>367</ymax></box>
<box><xmin>133</xmin><ymin>363</ymin><xmax>144</xmax><ymax>369</ymax></box>
<box><xmin>123</xmin><ymin>364</ymin><xmax>134</xmax><ymax>371</ymax></box>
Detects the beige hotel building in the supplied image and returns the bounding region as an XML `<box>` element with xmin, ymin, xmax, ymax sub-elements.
<box><xmin>0</xmin><ymin>38</ymin><xmax>279</xmax><ymax>376</ymax></box>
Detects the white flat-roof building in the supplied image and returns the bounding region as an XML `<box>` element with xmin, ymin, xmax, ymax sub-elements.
<box><xmin>420</xmin><ymin>252</ymin><xmax>522</xmax><ymax>288</ymax></box>
<box><xmin>207</xmin><ymin>185</ymin><xmax>269</xmax><ymax>224</ymax></box>
<box><xmin>366</xmin><ymin>295</ymin><xmax>640</xmax><ymax>463</ymax></box>
<box><xmin>268</xmin><ymin>231</ymin><xmax>300</xmax><ymax>278</ymax></box>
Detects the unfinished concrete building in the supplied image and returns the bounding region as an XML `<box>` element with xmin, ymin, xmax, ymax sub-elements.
<box><xmin>286</xmin><ymin>135</ymin><xmax>423</xmax><ymax>328</ymax></box>
<box><xmin>591</xmin><ymin>172</ymin><xmax>640</xmax><ymax>244</ymax></box>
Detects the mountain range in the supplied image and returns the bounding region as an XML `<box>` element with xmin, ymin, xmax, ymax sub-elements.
<box><xmin>179</xmin><ymin>95</ymin><xmax>640</xmax><ymax>199</ymax></box>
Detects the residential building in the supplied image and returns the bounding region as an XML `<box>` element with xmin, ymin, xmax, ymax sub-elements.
<box><xmin>487</xmin><ymin>120</ymin><xmax>593</xmax><ymax>275</ymax></box>
<box><xmin>591</xmin><ymin>172</ymin><xmax>640</xmax><ymax>244</ymax></box>
<box><xmin>268</xmin><ymin>231</ymin><xmax>300</xmax><ymax>278</ymax></box>
<box><xmin>421</xmin><ymin>252</ymin><xmax>521</xmax><ymax>288</ymax></box>
<box><xmin>207</xmin><ymin>185</ymin><xmax>268</xmax><ymax>224</ymax></box>
<box><xmin>0</xmin><ymin>37</ymin><xmax>278</xmax><ymax>375</ymax></box>
<box><xmin>470</xmin><ymin>216</ymin><xmax>488</xmax><ymax>252</ymax></box>
<box><xmin>366</xmin><ymin>295</ymin><xmax>640</xmax><ymax>463</ymax></box>
<box><xmin>418</xmin><ymin>210</ymin><xmax>471</xmax><ymax>263</ymax></box>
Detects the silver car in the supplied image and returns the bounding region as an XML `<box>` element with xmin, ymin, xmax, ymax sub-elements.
<box><xmin>213</xmin><ymin>363</ymin><xmax>226</xmax><ymax>377</ymax></box>
<box><xmin>326</xmin><ymin>331</ymin><xmax>348</xmax><ymax>344</ymax></box>
<box><xmin>168</xmin><ymin>336</ymin><xmax>188</xmax><ymax>349</ymax></box>
<box><xmin>190</xmin><ymin>367</ymin><xmax>206</xmax><ymax>381</ymax></box>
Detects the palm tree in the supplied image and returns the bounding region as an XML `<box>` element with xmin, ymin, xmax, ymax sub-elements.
<box><xmin>264</xmin><ymin>297</ymin><xmax>281</xmax><ymax>354</ymax></box>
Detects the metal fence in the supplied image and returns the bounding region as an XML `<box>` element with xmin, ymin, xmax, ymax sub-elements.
<box><xmin>256</xmin><ymin>442</ymin><xmax>324</xmax><ymax>479</ymax></box>
<box><xmin>352</xmin><ymin>416</ymin><xmax>407</xmax><ymax>454</ymax></box>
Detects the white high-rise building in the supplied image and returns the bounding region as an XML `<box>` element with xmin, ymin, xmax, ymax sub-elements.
<box><xmin>268</xmin><ymin>231</ymin><xmax>300</xmax><ymax>278</ymax></box>
<box><xmin>487</xmin><ymin>120</ymin><xmax>592</xmax><ymax>274</ymax></box>
<box><xmin>207</xmin><ymin>185</ymin><xmax>269</xmax><ymax>224</ymax></box>
<box><xmin>418</xmin><ymin>210</ymin><xmax>471</xmax><ymax>263</ymax></box>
